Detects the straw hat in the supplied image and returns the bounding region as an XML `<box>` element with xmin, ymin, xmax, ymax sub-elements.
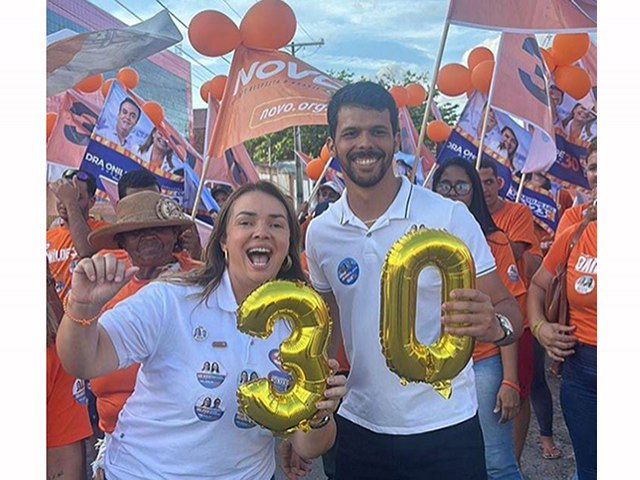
<box><xmin>88</xmin><ymin>191</ymin><xmax>194</xmax><ymax>250</ymax></box>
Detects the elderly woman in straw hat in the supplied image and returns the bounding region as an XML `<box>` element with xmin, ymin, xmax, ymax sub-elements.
<box><xmin>74</xmin><ymin>191</ymin><xmax>203</xmax><ymax>479</ymax></box>
<box><xmin>57</xmin><ymin>181</ymin><xmax>347</xmax><ymax>480</ymax></box>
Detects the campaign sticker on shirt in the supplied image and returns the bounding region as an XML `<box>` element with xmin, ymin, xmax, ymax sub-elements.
<box><xmin>235</xmin><ymin>370</ymin><xmax>258</xmax><ymax>429</ymax></box>
<box><xmin>507</xmin><ymin>264</ymin><xmax>520</xmax><ymax>283</ymax></box>
<box><xmin>197</xmin><ymin>361</ymin><xmax>226</xmax><ymax>389</ymax></box>
<box><xmin>575</xmin><ymin>275</ymin><xmax>595</xmax><ymax>295</ymax></box>
<box><xmin>267</xmin><ymin>349</ymin><xmax>292</xmax><ymax>393</ymax></box>
<box><xmin>193</xmin><ymin>326</ymin><xmax>208</xmax><ymax>342</ymax></box>
<box><xmin>72</xmin><ymin>379</ymin><xmax>88</xmax><ymax>405</ymax></box>
<box><xmin>337</xmin><ymin>257</ymin><xmax>359</xmax><ymax>285</ymax></box>
<box><xmin>194</xmin><ymin>395</ymin><xmax>224</xmax><ymax>422</ymax></box>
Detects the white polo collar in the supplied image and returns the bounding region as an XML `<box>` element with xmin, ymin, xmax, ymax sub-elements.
<box><xmin>337</xmin><ymin>176</ymin><xmax>414</xmax><ymax>227</ymax></box>
<box><xmin>215</xmin><ymin>269</ymin><xmax>239</xmax><ymax>313</ymax></box>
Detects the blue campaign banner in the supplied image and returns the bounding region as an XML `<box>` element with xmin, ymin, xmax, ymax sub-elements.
<box><xmin>545</xmin><ymin>134</ymin><xmax>590</xmax><ymax>191</ymax></box>
<box><xmin>80</xmin><ymin>139</ymin><xmax>184</xmax><ymax>202</ymax></box>
<box><xmin>436</xmin><ymin>128</ymin><xmax>512</xmax><ymax>197</ymax></box>
<box><xmin>506</xmin><ymin>182</ymin><xmax>559</xmax><ymax>234</ymax></box>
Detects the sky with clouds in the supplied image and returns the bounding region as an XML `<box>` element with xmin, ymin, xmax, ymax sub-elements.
<box><xmin>85</xmin><ymin>0</ymin><xmax>520</xmax><ymax>110</ymax></box>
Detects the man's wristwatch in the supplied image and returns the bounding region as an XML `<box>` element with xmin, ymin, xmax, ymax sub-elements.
<box><xmin>493</xmin><ymin>313</ymin><xmax>515</xmax><ymax>347</ymax></box>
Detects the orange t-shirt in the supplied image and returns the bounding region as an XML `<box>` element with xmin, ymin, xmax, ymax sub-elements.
<box><xmin>47</xmin><ymin>344</ymin><xmax>93</xmax><ymax>448</ymax></box>
<box><xmin>89</xmin><ymin>253</ymin><xmax>202</xmax><ymax>433</ymax></box>
<box><xmin>473</xmin><ymin>231</ymin><xmax>527</xmax><ymax>362</ymax></box>
<box><xmin>556</xmin><ymin>204</ymin><xmax>588</xmax><ymax>236</ymax></box>
<box><xmin>542</xmin><ymin>221</ymin><xmax>597</xmax><ymax>346</ymax></box>
<box><xmin>492</xmin><ymin>201</ymin><xmax>542</xmax><ymax>286</ymax></box>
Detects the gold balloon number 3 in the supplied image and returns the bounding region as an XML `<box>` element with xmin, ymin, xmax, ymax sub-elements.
<box><xmin>236</xmin><ymin>280</ymin><xmax>332</xmax><ymax>435</ymax></box>
<box><xmin>380</xmin><ymin>228</ymin><xmax>476</xmax><ymax>399</ymax></box>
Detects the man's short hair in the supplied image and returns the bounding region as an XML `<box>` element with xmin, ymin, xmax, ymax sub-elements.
<box><xmin>587</xmin><ymin>137</ymin><xmax>597</xmax><ymax>159</ymax></box>
<box><xmin>479</xmin><ymin>158</ymin><xmax>499</xmax><ymax>178</ymax></box>
<box><xmin>119</xmin><ymin>97</ymin><xmax>141</xmax><ymax>120</ymax></box>
<box><xmin>118</xmin><ymin>169</ymin><xmax>160</xmax><ymax>199</ymax></box>
<box><xmin>327</xmin><ymin>81</ymin><xmax>399</xmax><ymax>139</ymax></box>
<box><xmin>62</xmin><ymin>168</ymin><xmax>97</xmax><ymax>197</ymax></box>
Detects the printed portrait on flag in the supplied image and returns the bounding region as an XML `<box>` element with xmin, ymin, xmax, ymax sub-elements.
<box><xmin>80</xmin><ymin>82</ymin><xmax>185</xmax><ymax>205</ymax></box>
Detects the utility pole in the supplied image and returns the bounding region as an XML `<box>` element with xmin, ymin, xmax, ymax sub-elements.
<box><xmin>287</xmin><ymin>39</ymin><xmax>325</xmax><ymax>206</ymax></box>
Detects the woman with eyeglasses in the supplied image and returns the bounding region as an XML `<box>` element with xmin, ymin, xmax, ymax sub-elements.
<box><xmin>432</xmin><ymin>157</ymin><xmax>524</xmax><ymax>480</ymax></box>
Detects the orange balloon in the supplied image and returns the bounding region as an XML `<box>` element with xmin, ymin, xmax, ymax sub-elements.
<box><xmin>437</xmin><ymin>63</ymin><xmax>472</xmax><ymax>97</ymax></box>
<box><xmin>540</xmin><ymin>48</ymin><xmax>557</xmax><ymax>73</ymax></box>
<box><xmin>117</xmin><ymin>67</ymin><xmax>139</xmax><ymax>89</ymax></box>
<box><xmin>471</xmin><ymin>60</ymin><xmax>495</xmax><ymax>93</ymax></box>
<box><xmin>209</xmin><ymin>75</ymin><xmax>228</xmax><ymax>101</ymax></box>
<box><xmin>319</xmin><ymin>144</ymin><xmax>331</xmax><ymax>163</ymax></box>
<box><xmin>46</xmin><ymin>112</ymin><xmax>58</xmax><ymax>141</ymax></box>
<box><xmin>554</xmin><ymin>65</ymin><xmax>592</xmax><ymax>100</ymax></box>
<box><xmin>552</xmin><ymin>33</ymin><xmax>591</xmax><ymax>66</ymax></box>
<box><xmin>240</xmin><ymin>0</ymin><xmax>297</xmax><ymax>50</ymax></box>
<box><xmin>389</xmin><ymin>86</ymin><xmax>409</xmax><ymax>108</ymax></box>
<box><xmin>75</xmin><ymin>73</ymin><xmax>103</xmax><ymax>93</ymax></box>
<box><xmin>405</xmin><ymin>83</ymin><xmax>427</xmax><ymax>107</ymax></box>
<box><xmin>305</xmin><ymin>158</ymin><xmax>324</xmax><ymax>181</ymax></box>
<box><xmin>426</xmin><ymin>120</ymin><xmax>451</xmax><ymax>143</ymax></box>
<box><xmin>142</xmin><ymin>101</ymin><xmax>164</xmax><ymax>126</ymax></box>
<box><xmin>189</xmin><ymin>10</ymin><xmax>241</xmax><ymax>57</ymax></box>
<box><xmin>101</xmin><ymin>78</ymin><xmax>116</xmax><ymax>97</ymax></box>
<box><xmin>200</xmin><ymin>81</ymin><xmax>211</xmax><ymax>103</ymax></box>
<box><xmin>467</xmin><ymin>46</ymin><xmax>494</xmax><ymax>71</ymax></box>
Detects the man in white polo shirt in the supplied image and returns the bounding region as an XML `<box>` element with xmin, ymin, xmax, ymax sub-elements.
<box><xmin>305</xmin><ymin>81</ymin><xmax>523</xmax><ymax>479</ymax></box>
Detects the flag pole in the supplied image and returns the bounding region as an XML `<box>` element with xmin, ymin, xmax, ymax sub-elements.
<box><xmin>411</xmin><ymin>0</ymin><xmax>453</xmax><ymax>184</ymax></box>
<box><xmin>306</xmin><ymin>158</ymin><xmax>334</xmax><ymax>204</ymax></box>
<box><xmin>475</xmin><ymin>33</ymin><xmax>504</xmax><ymax>171</ymax></box>
<box><xmin>515</xmin><ymin>172</ymin><xmax>527</xmax><ymax>203</ymax></box>
<box><xmin>191</xmin><ymin>93</ymin><xmax>214</xmax><ymax>220</ymax></box>
<box><xmin>421</xmin><ymin>163</ymin><xmax>438</xmax><ymax>188</ymax></box>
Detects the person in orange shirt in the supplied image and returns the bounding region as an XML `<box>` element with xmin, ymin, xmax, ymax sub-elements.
<box><xmin>47</xmin><ymin>262</ymin><xmax>93</xmax><ymax>480</ymax></box>
<box><xmin>86</xmin><ymin>191</ymin><xmax>202</xmax><ymax>479</ymax></box>
<box><xmin>528</xmin><ymin>203</ymin><xmax>597</xmax><ymax>480</ymax></box>
<box><xmin>479</xmin><ymin>159</ymin><xmax>540</xmax><ymax>464</ymax></box>
<box><xmin>433</xmin><ymin>157</ymin><xmax>523</xmax><ymax>479</ymax></box>
<box><xmin>556</xmin><ymin>141</ymin><xmax>597</xmax><ymax>236</ymax></box>
<box><xmin>47</xmin><ymin>169</ymin><xmax>111</xmax><ymax>302</ymax></box>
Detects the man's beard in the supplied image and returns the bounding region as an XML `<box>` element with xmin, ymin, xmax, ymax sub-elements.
<box><xmin>339</xmin><ymin>148</ymin><xmax>392</xmax><ymax>188</ymax></box>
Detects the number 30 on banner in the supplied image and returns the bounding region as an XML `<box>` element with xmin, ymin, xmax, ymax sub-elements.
<box><xmin>380</xmin><ymin>228</ymin><xmax>475</xmax><ymax>399</ymax></box>
<box><xmin>236</xmin><ymin>280</ymin><xmax>332</xmax><ymax>435</ymax></box>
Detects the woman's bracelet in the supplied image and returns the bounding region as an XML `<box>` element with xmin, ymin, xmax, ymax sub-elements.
<box><xmin>63</xmin><ymin>296</ymin><xmax>101</xmax><ymax>327</ymax></box>
<box><xmin>531</xmin><ymin>318</ymin><xmax>546</xmax><ymax>340</ymax></box>
<box><xmin>501</xmin><ymin>379</ymin><xmax>521</xmax><ymax>394</ymax></box>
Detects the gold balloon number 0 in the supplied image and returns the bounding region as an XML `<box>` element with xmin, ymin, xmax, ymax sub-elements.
<box><xmin>380</xmin><ymin>228</ymin><xmax>476</xmax><ymax>399</ymax></box>
<box><xmin>236</xmin><ymin>280</ymin><xmax>332</xmax><ymax>435</ymax></box>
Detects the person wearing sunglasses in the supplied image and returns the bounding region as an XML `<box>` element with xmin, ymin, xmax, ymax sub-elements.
<box><xmin>47</xmin><ymin>169</ymin><xmax>110</xmax><ymax>302</ymax></box>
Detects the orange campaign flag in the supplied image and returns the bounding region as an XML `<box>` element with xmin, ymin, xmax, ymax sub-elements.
<box><xmin>447</xmin><ymin>0</ymin><xmax>596</xmax><ymax>32</ymax></box>
<box><xmin>207</xmin><ymin>45</ymin><xmax>343</xmax><ymax>160</ymax></box>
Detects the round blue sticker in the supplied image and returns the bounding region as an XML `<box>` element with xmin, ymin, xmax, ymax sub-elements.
<box><xmin>337</xmin><ymin>257</ymin><xmax>360</xmax><ymax>285</ymax></box>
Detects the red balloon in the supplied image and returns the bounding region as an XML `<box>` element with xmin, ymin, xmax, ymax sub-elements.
<box><xmin>200</xmin><ymin>81</ymin><xmax>211</xmax><ymax>103</ymax></box>
<box><xmin>426</xmin><ymin>120</ymin><xmax>451</xmax><ymax>143</ymax></box>
<box><xmin>554</xmin><ymin>65</ymin><xmax>592</xmax><ymax>100</ymax></box>
<box><xmin>142</xmin><ymin>101</ymin><xmax>165</xmax><ymax>126</ymax></box>
<box><xmin>389</xmin><ymin>86</ymin><xmax>409</xmax><ymax>108</ymax></box>
<box><xmin>467</xmin><ymin>46</ymin><xmax>494</xmax><ymax>71</ymax></box>
<box><xmin>437</xmin><ymin>63</ymin><xmax>472</xmax><ymax>97</ymax></box>
<box><xmin>209</xmin><ymin>75</ymin><xmax>228</xmax><ymax>101</ymax></box>
<box><xmin>552</xmin><ymin>33</ymin><xmax>591</xmax><ymax>66</ymax></box>
<box><xmin>305</xmin><ymin>158</ymin><xmax>324</xmax><ymax>181</ymax></box>
<box><xmin>101</xmin><ymin>78</ymin><xmax>116</xmax><ymax>97</ymax></box>
<box><xmin>319</xmin><ymin>144</ymin><xmax>331</xmax><ymax>163</ymax></box>
<box><xmin>75</xmin><ymin>73</ymin><xmax>103</xmax><ymax>93</ymax></box>
<box><xmin>471</xmin><ymin>60</ymin><xmax>495</xmax><ymax>93</ymax></box>
<box><xmin>117</xmin><ymin>67</ymin><xmax>139</xmax><ymax>89</ymax></box>
<box><xmin>405</xmin><ymin>83</ymin><xmax>427</xmax><ymax>107</ymax></box>
<box><xmin>240</xmin><ymin>0</ymin><xmax>297</xmax><ymax>50</ymax></box>
<box><xmin>46</xmin><ymin>112</ymin><xmax>58</xmax><ymax>141</ymax></box>
<box><xmin>189</xmin><ymin>10</ymin><xmax>241</xmax><ymax>57</ymax></box>
<box><xmin>540</xmin><ymin>48</ymin><xmax>558</xmax><ymax>73</ymax></box>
